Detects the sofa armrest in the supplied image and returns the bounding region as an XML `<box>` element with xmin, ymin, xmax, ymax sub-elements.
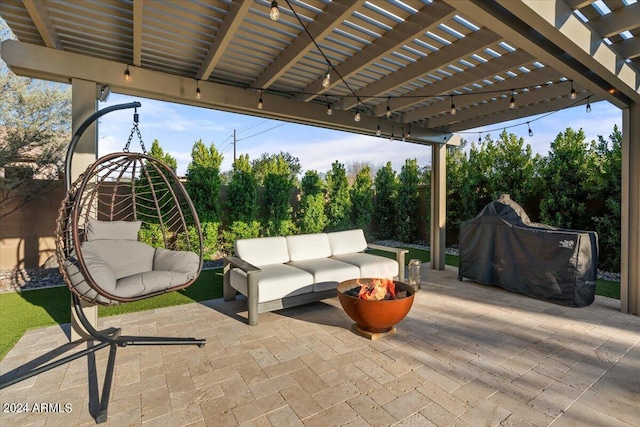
<box><xmin>367</xmin><ymin>244</ymin><xmax>409</xmax><ymax>282</ymax></box>
<box><xmin>224</xmin><ymin>256</ymin><xmax>261</xmax><ymax>274</ymax></box>
<box><xmin>223</xmin><ymin>256</ymin><xmax>263</xmax><ymax>325</ymax></box>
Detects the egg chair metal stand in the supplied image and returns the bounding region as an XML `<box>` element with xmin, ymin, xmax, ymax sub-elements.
<box><xmin>0</xmin><ymin>102</ymin><xmax>206</xmax><ymax>424</ymax></box>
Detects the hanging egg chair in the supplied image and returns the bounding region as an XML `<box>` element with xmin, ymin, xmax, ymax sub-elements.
<box><xmin>0</xmin><ymin>102</ymin><xmax>205</xmax><ymax>425</ymax></box>
<box><xmin>56</xmin><ymin>149</ymin><xmax>203</xmax><ymax>305</ymax></box>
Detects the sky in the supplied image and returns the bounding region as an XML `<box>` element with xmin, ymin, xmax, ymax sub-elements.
<box><xmin>98</xmin><ymin>92</ymin><xmax>622</xmax><ymax>177</ymax></box>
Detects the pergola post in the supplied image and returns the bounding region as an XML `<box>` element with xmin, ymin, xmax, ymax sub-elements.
<box><xmin>69</xmin><ymin>78</ymin><xmax>98</xmax><ymax>341</ymax></box>
<box><xmin>621</xmin><ymin>101</ymin><xmax>640</xmax><ymax>315</ymax></box>
<box><xmin>430</xmin><ymin>142</ymin><xmax>446</xmax><ymax>270</ymax></box>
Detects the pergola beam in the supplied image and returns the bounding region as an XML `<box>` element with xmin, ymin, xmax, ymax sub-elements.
<box><xmin>301</xmin><ymin>1</ymin><xmax>456</xmax><ymax>102</ymax></box>
<box><xmin>1</xmin><ymin>39</ymin><xmax>451</xmax><ymax>146</ymax></box>
<box><xmin>252</xmin><ymin>0</ymin><xmax>365</xmax><ymax>90</ymax></box>
<box><xmin>442</xmin><ymin>94</ymin><xmax>603</xmax><ymax>132</ymax></box>
<box><xmin>428</xmin><ymin>81</ymin><xmax>584</xmax><ymax>129</ymax></box>
<box><xmin>132</xmin><ymin>0</ymin><xmax>143</xmax><ymax>66</ymax></box>
<box><xmin>588</xmin><ymin>2</ymin><xmax>640</xmax><ymax>39</ymax></box>
<box><xmin>402</xmin><ymin>65</ymin><xmax>560</xmax><ymax>124</ymax></box>
<box><xmin>338</xmin><ymin>28</ymin><xmax>502</xmax><ymax>111</ymax></box>
<box><xmin>22</xmin><ymin>0</ymin><xmax>62</xmax><ymax>50</ymax></box>
<box><xmin>197</xmin><ymin>0</ymin><xmax>252</xmax><ymax>81</ymax></box>
<box><xmin>385</xmin><ymin>48</ymin><xmax>536</xmax><ymax>119</ymax></box>
<box><xmin>613</xmin><ymin>37</ymin><xmax>640</xmax><ymax>61</ymax></box>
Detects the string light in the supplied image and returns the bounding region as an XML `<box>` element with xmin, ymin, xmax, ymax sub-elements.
<box><xmin>386</xmin><ymin>97</ymin><xmax>391</xmax><ymax>118</ymax></box>
<box><xmin>570</xmin><ymin>80</ymin><xmax>577</xmax><ymax>100</ymax></box>
<box><xmin>527</xmin><ymin>122</ymin><xmax>533</xmax><ymax>137</ymax></box>
<box><xmin>257</xmin><ymin>90</ymin><xmax>264</xmax><ymax>110</ymax></box>
<box><xmin>195</xmin><ymin>81</ymin><xmax>201</xmax><ymax>100</ymax></box>
<box><xmin>123</xmin><ymin>65</ymin><xmax>131</xmax><ymax>82</ymax></box>
<box><xmin>325</xmin><ymin>96</ymin><xmax>332</xmax><ymax>116</ymax></box>
<box><xmin>270</xmin><ymin>1</ymin><xmax>280</xmax><ymax>21</ymax></box>
<box><xmin>390</xmin><ymin>125</ymin><xmax>394</xmax><ymax>142</ymax></box>
<box><xmin>376</xmin><ymin>123</ymin><xmax>381</xmax><ymax>136</ymax></box>
<box><xmin>450</xmin><ymin>95</ymin><xmax>456</xmax><ymax>115</ymax></box>
<box><xmin>406</xmin><ymin>124</ymin><xmax>411</xmax><ymax>138</ymax></box>
<box><xmin>509</xmin><ymin>90</ymin><xmax>516</xmax><ymax>110</ymax></box>
<box><xmin>478</xmin><ymin>132</ymin><xmax>482</xmax><ymax>143</ymax></box>
<box><xmin>322</xmin><ymin>68</ymin><xmax>331</xmax><ymax>88</ymax></box>
<box><xmin>402</xmin><ymin>127</ymin><xmax>406</xmax><ymax>142</ymax></box>
<box><xmin>586</xmin><ymin>96</ymin><xmax>592</xmax><ymax>113</ymax></box>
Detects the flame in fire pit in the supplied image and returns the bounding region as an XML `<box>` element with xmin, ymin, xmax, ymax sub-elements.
<box><xmin>357</xmin><ymin>278</ymin><xmax>396</xmax><ymax>301</ymax></box>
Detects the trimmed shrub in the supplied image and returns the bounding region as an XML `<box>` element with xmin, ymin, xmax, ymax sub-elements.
<box><xmin>325</xmin><ymin>160</ymin><xmax>351</xmax><ymax>231</ymax></box>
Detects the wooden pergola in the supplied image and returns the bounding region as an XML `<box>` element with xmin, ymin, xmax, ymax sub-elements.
<box><xmin>1</xmin><ymin>0</ymin><xmax>638</xmax><ymax>316</ymax></box>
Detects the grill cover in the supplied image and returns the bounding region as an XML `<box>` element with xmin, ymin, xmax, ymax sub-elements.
<box><xmin>458</xmin><ymin>195</ymin><xmax>598</xmax><ymax>307</ymax></box>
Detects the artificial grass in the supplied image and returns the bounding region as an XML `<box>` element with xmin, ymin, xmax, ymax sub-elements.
<box><xmin>0</xmin><ymin>269</ymin><xmax>222</xmax><ymax>360</ymax></box>
<box><xmin>0</xmin><ymin>249</ymin><xmax>621</xmax><ymax>361</ymax></box>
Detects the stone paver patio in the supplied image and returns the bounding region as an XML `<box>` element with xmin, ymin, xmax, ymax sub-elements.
<box><xmin>1</xmin><ymin>265</ymin><xmax>639</xmax><ymax>426</ymax></box>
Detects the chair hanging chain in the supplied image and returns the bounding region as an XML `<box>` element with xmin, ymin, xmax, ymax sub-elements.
<box><xmin>123</xmin><ymin>108</ymin><xmax>147</xmax><ymax>154</ymax></box>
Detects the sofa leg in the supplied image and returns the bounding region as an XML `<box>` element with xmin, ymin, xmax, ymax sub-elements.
<box><xmin>223</xmin><ymin>260</ymin><xmax>236</xmax><ymax>301</ymax></box>
<box><xmin>248</xmin><ymin>274</ymin><xmax>259</xmax><ymax>325</ymax></box>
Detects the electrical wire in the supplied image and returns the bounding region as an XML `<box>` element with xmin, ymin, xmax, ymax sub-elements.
<box><xmin>237</xmin><ymin>122</ymin><xmax>288</xmax><ymax>141</ymax></box>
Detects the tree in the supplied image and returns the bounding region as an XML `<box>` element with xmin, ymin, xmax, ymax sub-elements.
<box><xmin>346</xmin><ymin>160</ymin><xmax>380</xmax><ymax>185</ymax></box>
<box><xmin>325</xmin><ymin>160</ymin><xmax>352</xmax><ymax>231</ymax></box>
<box><xmin>0</xmin><ymin>61</ymin><xmax>71</xmax><ymax>218</ymax></box>
<box><xmin>261</xmin><ymin>155</ymin><xmax>295</xmax><ymax>235</ymax></box>
<box><xmin>298</xmin><ymin>170</ymin><xmax>327</xmax><ymax>233</ymax></box>
<box><xmin>397</xmin><ymin>158</ymin><xmax>420</xmax><ymax>243</ymax></box>
<box><xmin>350</xmin><ymin>165</ymin><xmax>373</xmax><ymax>234</ymax></box>
<box><xmin>539</xmin><ymin>128</ymin><xmax>595</xmax><ymax>230</ymax></box>
<box><xmin>185</xmin><ymin>139</ymin><xmax>223</xmax><ymax>223</ymax></box>
<box><xmin>148</xmin><ymin>139</ymin><xmax>177</xmax><ymax>172</ymax></box>
<box><xmin>227</xmin><ymin>154</ymin><xmax>258</xmax><ymax>223</ymax></box>
<box><xmin>252</xmin><ymin>151</ymin><xmax>301</xmax><ymax>184</ymax></box>
<box><xmin>373</xmin><ymin>162</ymin><xmax>398</xmax><ymax>239</ymax></box>
<box><xmin>591</xmin><ymin>126</ymin><xmax>622</xmax><ymax>271</ymax></box>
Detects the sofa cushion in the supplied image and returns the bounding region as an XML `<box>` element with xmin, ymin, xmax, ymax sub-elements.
<box><xmin>235</xmin><ymin>236</ymin><xmax>290</xmax><ymax>266</ymax></box>
<box><xmin>65</xmin><ymin>250</ymin><xmax>117</xmax><ymax>303</ymax></box>
<box><xmin>153</xmin><ymin>247</ymin><xmax>200</xmax><ymax>277</ymax></box>
<box><xmin>332</xmin><ymin>253</ymin><xmax>398</xmax><ymax>279</ymax></box>
<box><xmin>115</xmin><ymin>270</ymin><xmax>193</xmax><ymax>298</ymax></box>
<box><xmin>327</xmin><ymin>229</ymin><xmax>367</xmax><ymax>256</ymax></box>
<box><xmin>230</xmin><ymin>264</ymin><xmax>314</xmax><ymax>303</ymax></box>
<box><xmin>86</xmin><ymin>218</ymin><xmax>141</xmax><ymax>241</ymax></box>
<box><xmin>287</xmin><ymin>258</ymin><xmax>360</xmax><ymax>292</ymax></box>
<box><xmin>82</xmin><ymin>240</ymin><xmax>155</xmax><ymax>279</ymax></box>
<box><xmin>286</xmin><ymin>233</ymin><xmax>331</xmax><ymax>261</ymax></box>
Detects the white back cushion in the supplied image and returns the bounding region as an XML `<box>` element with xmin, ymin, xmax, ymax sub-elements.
<box><xmin>86</xmin><ymin>218</ymin><xmax>141</xmax><ymax>241</ymax></box>
<box><xmin>82</xmin><ymin>240</ymin><xmax>155</xmax><ymax>279</ymax></box>
<box><xmin>235</xmin><ymin>236</ymin><xmax>290</xmax><ymax>266</ymax></box>
<box><xmin>327</xmin><ymin>229</ymin><xmax>367</xmax><ymax>256</ymax></box>
<box><xmin>286</xmin><ymin>233</ymin><xmax>331</xmax><ymax>261</ymax></box>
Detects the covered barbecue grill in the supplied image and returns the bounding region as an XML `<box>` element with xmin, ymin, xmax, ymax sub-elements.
<box><xmin>458</xmin><ymin>194</ymin><xmax>598</xmax><ymax>307</ymax></box>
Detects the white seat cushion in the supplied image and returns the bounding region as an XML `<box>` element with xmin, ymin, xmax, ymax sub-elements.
<box><xmin>327</xmin><ymin>229</ymin><xmax>367</xmax><ymax>256</ymax></box>
<box><xmin>235</xmin><ymin>236</ymin><xmax>290</xmax><ymax>266</ymax></box>
<box><xmin>230</xmin><ymin>264</ymin><xmax>314</xmax><ymax>303</ymax></box>
<box><xmin>116</xmin><ymin>271</ymin><xmax>193</xmax><ymax>298</ymax></box>
<box><xmin>331</xmin><ymin>253</ymin><xmax>399</xmax><ymax>279</ymax></box>
<box><xmin>286</xmin><ymin>233</ymin><xmax>331</xmax><ymax>261</ymax></box>
<box><xmin>287</xmin><ymin>258</ymin><xmax>360</xmax><ymax>292</ymax></box>
<box><xmin>82</xmin><ymin>240</ymin><xmax>155</xmax><ymax>279</ymax></box>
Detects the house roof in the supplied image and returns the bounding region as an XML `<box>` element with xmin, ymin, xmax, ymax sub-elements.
<box><xmin>1</xmin><ymin>0</ymin><xmax>639</xmax><ymax>145</ymax></box>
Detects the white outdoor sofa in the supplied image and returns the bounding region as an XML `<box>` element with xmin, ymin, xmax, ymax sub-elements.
<box><xmin>223</xmin><ymin>229</ymin><xmax>408</xmax><ymax>325</ymax></box>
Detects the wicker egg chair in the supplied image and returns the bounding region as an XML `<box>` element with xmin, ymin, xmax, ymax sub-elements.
<box><xmin>0</xmin><ymin>102</ymin><xmax>206</xmax><ymax>424</ymax></box>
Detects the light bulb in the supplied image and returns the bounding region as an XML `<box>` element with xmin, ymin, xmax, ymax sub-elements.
<box><xmin>386</xmin><ymin>105</ymin><xmax>391</xmax><ymax>118</ymax></box>
<box><xmin>528</xmin><ymin>123</ymin><xmax>533</xmax><ymax>137</ymax></box>
<box><xmin>258</xmin><ymin>97</ymin><xmax>263</xmax><ymax>110</ymax></box>
<box><xmin>586</xmin><ymin>99</ymin><xmax>591</xmax><ymax>113</ymax></box>
<box><xmin>322</xmin><ymin>72</ymin><xmax>331</xmax><ymax>88</ymax></box>
<box><xmin>450</xmin><ymin>103</ymin><xmax>456</xmax><ymax>115</ymax></box>
<box><xmin>509</xmin><ymin>94</ymin><xmax>516</xmax><ymax>110</ymax></box>
<box><xmin>326</xmin><ymin>103</ymin><xmax>332</xmax><ymax>116</ymax></box>
<box><xmin>270</xmin><ymin>1</ymin><xmax>280</xmax><ymax>21</ymax></box>
<box><xmin>354</xmin><ymin>111</ymin><xmax>361</xmax><ymax>122</ymax></box>
<box><xmin>123</xmin><ymin>67</ymin><xmax>131</xmax><ymax>82</ymax></box>
<box><xmin>570</xmin><ymin>81</ymin><xmax>577</xmax><ymax>99</ymax></box>
<box><xmin>196</xmin><ymin>86</ymin><xmax>201</xmax><ymax>100</ymax></box>
<box><xmin>376</xmin><ymin>124</ymin><xmax>381</xmax><ymax>136</ymax></box>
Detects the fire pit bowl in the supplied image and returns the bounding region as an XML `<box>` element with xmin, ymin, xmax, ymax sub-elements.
<box><xmin>337</xmin><ymin>278</ymin><xmax>415</xmax><ymax>334</ymax></box>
